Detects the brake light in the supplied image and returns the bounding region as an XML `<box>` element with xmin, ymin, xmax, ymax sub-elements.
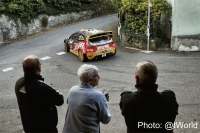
<box><xmin>109</xmin><ymin>42</ymin><xmax>115</xmax><ymax>47</ymax></box>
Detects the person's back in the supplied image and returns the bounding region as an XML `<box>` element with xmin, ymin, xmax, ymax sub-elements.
<box><xmin>62</xmin><ymin>64</ymin><xmax>111</xmax><ymax>133</ymax></box>
<box><xmin>119</xmin><ymin>61</ymin><xmax>179</xmax><ymax>133</ymax></box>
<box><xmin>120</xmin><ymin>85</ymin><xmax>178</xmax><ymax>132</ymax></box>
<box><xmin>15</xmin><ymin>55</ymin><xmax>64</xmax><ymax>132</ymax></box>
<box><xmin>27</xmin><ymin>75</ymin><xmax>63</xmax><ymax>131</ymax></box>
<box><xmin>63</xmin><ymin>84</ymin><xmax>110</xmax><ymax>132</ymax></box>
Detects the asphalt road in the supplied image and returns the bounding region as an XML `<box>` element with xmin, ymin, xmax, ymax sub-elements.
<box><xmin>0</xmin><ymin>14</ymin><xmax>200</xmax><ymax>133</ymax></box>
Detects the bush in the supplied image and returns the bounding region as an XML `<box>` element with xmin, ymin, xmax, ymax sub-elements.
<box><xmin>44</xmin><ymin>0</ymin><xmax>69</xmax><ymax>9</ymax></box>
<box><xmin>112</xmin><ymin>0</ymin><xmax>172</xmax><ymax>47</ymax></box>
<box><xmin>0</xmin><ymin>1</ymin><xmax>5</xmax><ymax>12</ymax></box>
<box><xmin>4</xmin><ymin>0</ymin><xmax>46</xmax><ymax>23</ymax></box>
<box><xmin>41</xmin><ymin>16</ymin><xmax>48</xmax><ymax>27</ymax></box>
<box><xmin>91</xmin><ymin>0</ymin><xmax>115</xmax><ymax>16</ymax></box>
<box><xmin>1</xmin><ymin>0</ymin><xmax>114</xmax><ymax>24</ymax></box>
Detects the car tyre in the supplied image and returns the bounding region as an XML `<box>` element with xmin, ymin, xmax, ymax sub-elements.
<box><xmin>64</xmin><ymin>39</ymin><xmax>70</xmax><ymax>52</ymax></box>
<box><xmin>112</xmin><ymin>48</ymin><xmax>116</xmax><ymax>56</ymax></box>
<box><xmin>78</xmin><ymin>50</ymin><xmax>88</xmax><ymax>62</ymax></box>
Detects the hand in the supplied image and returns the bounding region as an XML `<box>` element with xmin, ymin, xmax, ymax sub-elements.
<box><xmin>104</xmin><ymin>93</ymin><xmax>109</xmax><ymax>101</ymax></box>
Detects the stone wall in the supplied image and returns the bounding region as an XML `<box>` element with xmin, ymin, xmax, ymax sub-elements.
<box><xmin>0</xmin><ymin>10</ymin><xmax>94</xmax><ymax>44</ymax></box>
<box><xmin>171</xmin><ymin>0</ymin><xmax>200</xmax><ymax>51</ymax></box>
<box><xmin>171</xmin><ymin>35</ymin><xmax>200</xmax><ymax>51</ymax></box>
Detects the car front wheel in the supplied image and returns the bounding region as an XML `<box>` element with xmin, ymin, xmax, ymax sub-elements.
<box><xmin>64</xmin><ymin>42</ymin><xmax>70</xmax><ymax>52</ymax></box>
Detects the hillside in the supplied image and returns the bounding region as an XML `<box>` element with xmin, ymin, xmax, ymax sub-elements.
<box><xmin>0</xmin><ymin>0</ymin><xmax>114</xmax><ymax>24</ymax></box>
<box><xmin>0</xmin><ymin>0</ymin><xmax>115</xmax><ymax>43</ymax></box>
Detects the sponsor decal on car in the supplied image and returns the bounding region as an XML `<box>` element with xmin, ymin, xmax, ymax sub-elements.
<box><xmin>97</xmin><ymin>44</ymin><xmax>109</xmax><ymax>50</ymax></box>
<box><xmin>75</xmin><ymin>43</ymin><xmax>84</xmax><ymax>50</ymax></box>
<box><xmin>87</xmin><ymin>49</ymin><xmax>93</xmax><ymax>52</ymax></box>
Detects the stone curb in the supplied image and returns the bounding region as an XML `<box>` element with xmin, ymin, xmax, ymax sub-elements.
<box><xmin>123</xmin><ymin>47</ymin><xmax>154</xmax><ymax>53</ymax></box>
<box><xmin>0</xmin><ymin>42</ymin><xmax>11</xmax><ymax>47</ymax></box>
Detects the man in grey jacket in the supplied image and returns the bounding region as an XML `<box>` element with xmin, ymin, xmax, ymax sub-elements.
<box><xmin>62</xmin><ymin>64</ymin><xmax>111</xmax><ymax>133</ymax></box>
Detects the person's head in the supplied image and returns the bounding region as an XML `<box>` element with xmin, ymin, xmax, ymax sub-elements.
<box><xmin>77</xmin><ymin>64</ymin><xmax>100</xmax><ymax>87</ymax></box>
<box><xmin>22</xmin><ymin>55</ymin><xmax>41</xmax><ymax>75</ymax></box>
<box><xmin>135</xmin><ymin>61</ymin><xmax>158</xmax><ymax>84</ymax></box>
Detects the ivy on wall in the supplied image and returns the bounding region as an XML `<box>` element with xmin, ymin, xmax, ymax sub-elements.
<box><xmin>111</xmin><ymin>0</ymin><xmax>172</xmax><ymax>47</ymax></box>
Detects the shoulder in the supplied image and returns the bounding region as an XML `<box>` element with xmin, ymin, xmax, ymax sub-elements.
<box><xmin>120</xmin><ymin>91</ymin><xmax>132</xmax><ymax>98</ymax></box>
<box><xmin>87</xmin><ymin>89</ymin><xmax>106</xmax><ymax>101</ymax></box>
<box><xmin>93</xmin><ymin>89</ymin><xmax>104</xmax><ymax>97</ymax></box>
<box><xmin>38</xmin><ymin>80</ymin><xmax>51</xmax><ymax>86</ymax></box>
<box><xmin>15</xmin><ymin>77</ymin><xmax>25</xmax><ymax>93</ymax></box>
<box><xmin>15</xmin><ymin>77</ymin><xmax>24</xmax><ymax>85</ymax></box>
<box><xmin>69</xmin><ymin>85</ymin><xmax>82</xmax><ymax>92</ymax></box>
<box><xmin>161</xmin><ymin>90</ymin><xmax>176</xmax><ymax>98</ymax></box>
<box><xmin>37</xmin><ymin>80</ymin><xmax>56</xmax><ymax>90</ymax></box>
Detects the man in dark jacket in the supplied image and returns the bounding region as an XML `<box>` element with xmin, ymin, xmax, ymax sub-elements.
<box><xmin>15</xmin><ymin>55</ymin><xmax>64</xmax><ymax>133</ymax></box>
<box><xmin>120</xmin><ymin>61</ymin><xmax>179</xmax><ymax>133</ymax></box>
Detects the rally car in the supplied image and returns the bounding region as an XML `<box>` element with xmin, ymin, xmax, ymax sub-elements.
<box><xmin>64</xmin><ymin>28</ymin><xmax>116</xmax><ymax>62</ymax></box>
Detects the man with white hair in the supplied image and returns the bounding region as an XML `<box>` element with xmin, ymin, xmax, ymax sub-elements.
<box><xmin>120</xmin><ymin>61</ymin><xmax>179</xmax><ymax>133</ymax></box>
<box><xmin>63</xmin><ymin>64</ymin><xmax>111</xmax><ymax>133</ymax></box>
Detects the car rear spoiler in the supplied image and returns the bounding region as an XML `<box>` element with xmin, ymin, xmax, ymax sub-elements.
<box><xmin>88</xmin><ymin>31</ymin><xmax>113</xmax><ymax>39</ymax></box>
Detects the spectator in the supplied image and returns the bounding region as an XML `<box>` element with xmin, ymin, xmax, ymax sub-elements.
<box><xmin>62</xmin><ymin>64</ymin><xmax>111</xmax><ymax>133</ymax></box>
<box><xmin>15</xmin><ymin>55</ymin><xmax>64</xmax><ymax>133</ymax></box>
<box><xmin>120</xmin><ymin>61</ymin><xmax>179</xmax><ymax>133</ymax></box>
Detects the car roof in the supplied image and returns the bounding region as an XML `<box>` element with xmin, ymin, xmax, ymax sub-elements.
<box><xmin>77</xmin><ymin>28</ymin><xmax>107</xmax><ymax>37</ymax></box>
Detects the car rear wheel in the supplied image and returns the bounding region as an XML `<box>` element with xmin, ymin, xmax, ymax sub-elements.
<box><xmin>112</xmin><ymin>48</ymin><xmax>116</xmax><ymax>56</ymax></box>
<box><xmin>78</xmin><ymin>50</ymin><xmax>87</xmax><ymax>62</ymax></box>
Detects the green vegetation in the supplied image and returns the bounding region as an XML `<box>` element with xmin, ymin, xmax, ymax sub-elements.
<box><xmin>0</xmin><ymin>0</ymin><xmax>171</xmax><ymax>47</ymax></box>
<box><xmin>0</xmin><ymin>0</ymin><xmax>115</xmax><ymax>24</ymax></box>
<box><xmin>111</xmin><ymin>0</ymin><xmax>172</xmax><ymax>48</ymax></box>
<box><xmin>41</xmin><ymin>15</ymin><xmax>48</xmax><ymax>27</ymax></box>
<box><xmin>1</xmin><ymin>0</ymin><xmax>46</xmax><ymax>23</ymax></box>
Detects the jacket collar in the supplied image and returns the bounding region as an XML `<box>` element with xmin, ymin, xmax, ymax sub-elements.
<box><xmin>80</xmin><ymin>83</ymin><xmax>95</xmax><ymax>89</ymax></box>
<box><xmin>24</xmin><ymin>74</ymin><xmax>44</xmax><ymax>81</ymax></box>
<box><xmin>135</xmin><ymin>83</ymin><xmax>158</xmax><ymax>92</ymax></box>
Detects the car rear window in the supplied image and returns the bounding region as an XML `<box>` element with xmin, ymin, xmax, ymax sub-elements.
<box><xmin>89</xmin><ymin>32</ymin><xmax>113</xmax><ymax>43</ymax></box>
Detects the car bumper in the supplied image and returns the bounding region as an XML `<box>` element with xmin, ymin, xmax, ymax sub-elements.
<box><xmin>86</xmin><ymin>48</ymin><xmax>116</xmax><ymax>60</ymax></box>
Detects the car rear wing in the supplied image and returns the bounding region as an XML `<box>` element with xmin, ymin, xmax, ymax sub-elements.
<box><xmin>88</xmin><ymin>31</ymin><xmax>113</xmax><ymax>44</ymax></box>
<box><xmin>89</xmin><ymin>31</ymin><xmax>113</xmax><ymax>39</ymax></box>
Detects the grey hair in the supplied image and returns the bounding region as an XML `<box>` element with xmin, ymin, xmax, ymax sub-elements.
<box><xmin>77</xmin><ymin>64</ymin><xmax>98</xmax><ymax>84</ymax></box>
<box><xmin>135</xmin><ymin>61</ymin><xmax>158</xmax><ymax>84</ymax></box>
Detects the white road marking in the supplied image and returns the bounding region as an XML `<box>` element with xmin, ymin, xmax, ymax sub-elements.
<box><xmin>40</xmin><ymin>56</ymin><xmax>51</xmax><ymax>60</ymax></box>
<box><xmin>141</xmin><ymin>50</ymin><xmax>153</xmax><ymax>53</ymax></box>
<box><xmin>2</xmin><ymin>52</ymin><xmax>67</xmax><ymax>73</ymax></box>
<box><xmin>2</xmin><ymin>67</ymin><xmax>14</xmax><ymax>72</ymax></box>
<box><xmin>56</xmin><ymin>52</ymin><xmax>66</xmax><ymax>55</ymax></box>
<box><xmin>125</xmin><ymin>47</ymin><xmax>141</xmax><ymax>51</ymax></box>
<box><xmin>125</xmin><ymin>47</ymin><xmax>153</xmax><ymax>53</ymax></box>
